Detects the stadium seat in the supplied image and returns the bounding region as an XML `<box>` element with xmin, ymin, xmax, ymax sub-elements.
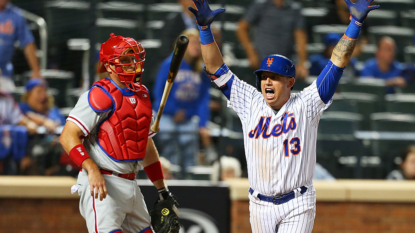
<box><xmin>404</xmin><ymin>45</ymin><xmax>415</xmax><ymax>63</ymax></box>
<box><xmin>211</xmin><ymin>21</ymin><xmax>239</xmax><ymax>47</ymax></box>
<box><xmin>226</xmin><ymin>0</ymin><xmax>254</xmax><ymax>7</ymax></box>
<box><xmin>401</xmin><ymin>10</ymin><xmax>415</xmax><ymax>29</ymax></box>
<box><xmin>318</xmin><ymin>111</ymin><xmax>363</xmax><ymax>139</ymax></box>
<box><xmin>366</xmin><ymin>10</ymin><xmax>397</xmax><ymax>26</ymax></box>
<box><xmin>228</xmin><ymin>62</ymin><xmax>256</xmax><ymax>86</ymax></box>
<box><xmin>147</xmin><ymin>3</ymin><xmax>182</xmax><ymax>21</ymax></box>
<box><xmin>358</xmin><ymin>44</ymin><xmax>376</xmax><ymax>62</ymax></box>
<box><xmin>97</xmin><ymin>2</ymin><xmax>145</xmax><ymax>22</ymax></box>
<box><xmin>210</xmin><ymin>4</ymin><xmax>245</xmax><ymax>22</ymax></box>
<box><xmin>292</xmin><ymin>76</ymin><xmax>315</xmax><ymax>92</ymax></box>
<box><xmin>385</xmin><ymin>94</ymin><xmax>415</xmax><ymax>114</ymax></box>
<box><xmin>317</xmin><ymin>139</ymin><xmax>368</xmax><ymax>178</ymax></box>
<box><xmin>338</xmin><ymin>78</ymin><xmax>387</xmax><ymax>111</ymax></box>
<box><xmin>186</xmin><ymin>166</ymin><xmax>214</xmax><ymax>180</ymax></box>
<box><xmin>96</xmin><ymin>18</ymin><xmax>144</xmax><ymax>43</ymax></box>
<box><xmin>306</xmin><ymin>43</ymin><xmax>324</xmax><ymax>57</ymax></box>
<box><xmin>312</xmin><ymin>25</ymin><xmax>348</xmax><ymax>44</ymax></box>
<box><xmin>370</xmin><ymin>113</ymin><xmax>415</xmax><ymax>132</ymax></box>
<box><xmin>146</xmin><ymin>20</ymin><xmax>164</xmax><ymax>40</ymax></box>
<box><xmin>334</xmin><ymin>92</ymin><xmax>379</xmax><ymax>130</ymax></box>
<box><xmin>373</xmin><ymin>0</ymin><xmax>415</xmax><ymax>12</ymax></box>
<box><xmin>302</xmin><ymin>8</ymin><xmax>328</xmax><ymax>42</ymax></box>
<box><xmin>46</xmin><ymin>1</ymin><xmax>90</xmax><ymax>43</ymax></box>
<box><xmin>140</xmin><ymin>39</ymin><xmax>162</xmax><ymax>90</ymax></box>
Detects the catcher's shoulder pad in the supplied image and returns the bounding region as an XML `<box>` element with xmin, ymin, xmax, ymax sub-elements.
<box><xmin>88</xmin><ymin>86</ymin><xmax>113</xmax><ymax>113</ymax></box>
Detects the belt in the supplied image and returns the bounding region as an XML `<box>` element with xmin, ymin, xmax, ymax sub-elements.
<box><xmin>80</xmin><ymin>168</ymin><xmax>136</xmax><ymax>181</ymax></box>
<box><xmin>249</xmin><ymin>186</ymin><xmax>307</xmax><ymax>205</ymax></box>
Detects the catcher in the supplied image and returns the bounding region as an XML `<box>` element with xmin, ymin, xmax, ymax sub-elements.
<box><xmin>60</xmin><ymin>33</ymin><xmax>180</xmax><ymax>233</ymax></box>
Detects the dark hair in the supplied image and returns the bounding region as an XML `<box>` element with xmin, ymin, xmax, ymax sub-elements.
<box><xmin>400</xmin><ymin>145</ymin><xmax>415</xmax><ymax>163</ymax></box>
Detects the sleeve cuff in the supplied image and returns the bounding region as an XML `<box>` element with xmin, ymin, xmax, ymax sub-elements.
<box><xmin>213</xmin><ymin>71</ymin><xmax>233</xmax><ymax>88</ymax></box>
<box><xmin>67</xmin><ymin>115</ymin><xmax>90</xmax><ymax>137</ymax></box>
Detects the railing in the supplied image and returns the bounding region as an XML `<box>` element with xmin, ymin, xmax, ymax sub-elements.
<box><xmin>20</xmin><ymin>9</ymin><xmax>48</xmax><ymax>71</ymax></box>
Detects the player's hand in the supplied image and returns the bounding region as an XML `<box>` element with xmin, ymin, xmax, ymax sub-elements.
<box><xmin>188</xmin><ymin>0</ymin><xmax>225</xmax><ymax>26</ymax></box>
<box><xmin>88</xmin><ymin>168</ymin><xmax>107</xmax><ymax>201</ymax></box>
<box><xmin>345</xmin><ymin>0</ymin><xmax>380</xmax><ymax>23</ymax></box>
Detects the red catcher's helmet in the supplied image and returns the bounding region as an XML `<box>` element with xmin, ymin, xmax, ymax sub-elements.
<box><xmin>98</xmin><ymin>33</ymin><xmax>146</xmax><ymax>90</ymax></box>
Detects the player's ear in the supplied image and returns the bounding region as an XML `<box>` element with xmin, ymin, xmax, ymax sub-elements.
<box><xmin>104</xmin><ymin>62</ymin><xmax>111</xmax><ymax>73</ymax></box>
<box><xmin>287</xmin><ymin>77</ymin><xmax>295</xmax><ymax>89</ymax></box>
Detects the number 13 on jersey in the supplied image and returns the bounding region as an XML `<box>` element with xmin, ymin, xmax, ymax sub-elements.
<box><xmin>283</xmin><ymin>137</ymin><xmax>301</xmax><ymax>157</ymax></box>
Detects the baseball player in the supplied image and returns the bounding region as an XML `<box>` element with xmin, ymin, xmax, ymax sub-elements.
<box><xmin>60</xmin><ymin>34</ymin><xmax>179</xmax><ymax>233</ymax></box>
<box><xmin>188</xmin><ymin>0</ymin><xmax>379</xmax><ymax>232</ymax></box>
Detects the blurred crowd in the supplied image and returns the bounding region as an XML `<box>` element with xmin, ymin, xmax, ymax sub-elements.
<box><xmin>1</xmin><ymin>0</ymin><xmax>415</xmax><ymax>181</ymax></box>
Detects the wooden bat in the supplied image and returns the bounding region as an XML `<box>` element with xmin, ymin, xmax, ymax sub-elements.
<box><xmin>151</xmin><ymin>35</ymin><xmax>189</xmax><ymax>133</ymax></box>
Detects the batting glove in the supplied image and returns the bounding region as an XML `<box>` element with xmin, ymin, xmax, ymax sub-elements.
<box><xmin>188</xmin><ymin>0</ymin><xmax>225</xmax><ymax>26</ymax></box>
<box><xmin>345</xmin><ymin>0</ymin><xmax>380</xmax><ymax>24</ymax></box>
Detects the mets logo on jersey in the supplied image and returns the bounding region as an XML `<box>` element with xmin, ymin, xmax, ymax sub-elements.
<box><xmin>248</xmin><ymin>112</ymin><xmax>297</xmax><ymax>139</ymax></box>
<box><xmin>266</xmin><ymin>58</ymin><xmax>274</xmax><ymax>67</ymax></box>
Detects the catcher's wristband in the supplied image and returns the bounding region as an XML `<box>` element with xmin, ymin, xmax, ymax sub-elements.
<box><xmin>69</xmin><ymin>144</ymin><xmax>90</xmax><ymax>167</ymax></box>
<box><xmin>345</xmin><ymin>18</ymin><xmax>362</xmax><ymax>40</ymax></box>
<box><xmin>198</xmin><ymin>24</ymin><xmax>215</xmax><ymax>46</ymax></box>
<box><xmin>144</xmin><ymin>161</ymin><xmax>165</xmax><ymax>182</ymax></box>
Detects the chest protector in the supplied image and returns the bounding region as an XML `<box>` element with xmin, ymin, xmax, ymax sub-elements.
<box><xmin>88</xmin><ymin>78</ymin><xmax>152</xmax><ymax>162</ymax></box>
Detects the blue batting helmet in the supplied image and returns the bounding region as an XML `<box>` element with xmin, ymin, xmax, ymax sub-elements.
<box><xmin>254</xmin><ymin>54</ymin><xmax>296</xmax><ymax>91</ymax></box>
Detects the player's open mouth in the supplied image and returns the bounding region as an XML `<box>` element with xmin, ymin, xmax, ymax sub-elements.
<box><xmin>265</xmin><ymin>88</ymin><xmax>275</xmax><ymax>99</ymax></box>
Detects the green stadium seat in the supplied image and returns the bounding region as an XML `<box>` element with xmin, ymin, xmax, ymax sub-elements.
<box><xmin>358</xmin><ymin>44</ymin><xmax>376</xmax><ymax>62</ymax></box>
<box><xmin>306</xmin><ymin>43</ymin><xmax>324</xmax><ymax>57</ymax></box>
<box><xmin>211</xmin><ymin>21</ymin><xmax>239</xmax><ymax>47</ymax></box>
<box><xmin>146</xmin><ymin>20</ymin><xmax>164</xmax><ymax>39</ymax></box>
<box><xmin>317</xmin><ymin>139</ymin><xmax>368</xmax><ymax>178</ymax></box>
<box><xmin>46</xmin><ymin>1</ymin><xmax>90</xmax><ymax>42</ymax></box>
<box><xmin>302</xmin><ymin>8</ymin><xmax>328</xmax><ymax>42</ymax></box>
<box><xmin>186</xmin><ymin>166</ymin><xmax>214</xmax><ymax>180</ymax></box>
<box><xmin>331</xmin><ymin>92</ymin><xmax>379</xmax><ymax>130</ymax></box>
<box><xmin>210</xmin><ymin>4</ymin><xmax>245</xmax><ymax>22</ymax></box>
<box><xmin>401</xmin><ymin>10</ymin><xmax>415</xmax><ymax>29</ymax></box>
<box><xmin>140</xmin><ymin>39</ymin><xmax>162</xmax><ymax>90</ymax></box>
<box><xmin>370</xmin><ymin>113</ymin><xmax>415</xmax><ymax>132</ymax></box>
<box><xmin>228</xmin><ymin>63</ymin><xmax>256</xmax><ymax>86</ymax></box>
<box><xmin>318</xmin><ymin>111</ymin><xmax>363</xmax><ymax>139</ymax></box>
<box><xmin>96</xmin><ymin>18</ymin><xmax>143</xmax><ymax>43</ymax></box>
<box><xmin>97</xmin><ymin>2</ymin><xmax>145</xmax><ymax>22</ymax></box>
<box><xmin>404</xmin><ymin>46</ymin><xmax>415</xmax><ymax>63</ymax></box>
<box><xmin>292</xmin><ymin>77</ymin><xmax>315</xmax><ymax>92</ymax></box>
<box><xmin>385</xmin><ymin>94</ymin><xmax>415</xmax><ymax>114</ymax></box>
<box><xmin>374</xmin><ymin>0</ymin><xmax>415</xmax><ymax>12</ymax></box>
<box><xmin>338</xmin><ymin>78</ymin><xmax>387</xmax><ymax>111</ymax></box>
<box><xmin>312</xmin><ymin>25</ymin><xmax>348</xmax><ymax>44</ymax></box>
<box><xmin>147</xmin><ymin>3</ymin><xmax>182</xmax><ymax>21</ymax></box>
<box><xmin>366</xmin><ymin>10</ymin><xmax>397</xmax><ymax>26</ymax></box>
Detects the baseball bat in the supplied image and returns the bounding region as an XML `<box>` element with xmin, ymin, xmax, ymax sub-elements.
<box><xmin>151</xmin><ymin>35</ymin><xmax>189</xmax><ymax>133</ymax></box>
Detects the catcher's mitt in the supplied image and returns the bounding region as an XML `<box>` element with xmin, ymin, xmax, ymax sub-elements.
<box><xmin>150</xmin><ymin>191</ymin><xmax>180</xmax><ymax>233</ymax></box>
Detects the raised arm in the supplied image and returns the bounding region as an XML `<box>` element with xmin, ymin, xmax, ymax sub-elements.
<box><xmin>188</xmin><ymin>0</ymin><xmax>225</xmax><ymax>74</ymax></box>
<box><xmin>331</xmin><ymin>0</ymin><xmax>379</xmax><ymax>68</ymax></box>
<box><xmin>316</xmin><ymin>0</ymin><xmax>379</xmax><ymax>104</ymax></box>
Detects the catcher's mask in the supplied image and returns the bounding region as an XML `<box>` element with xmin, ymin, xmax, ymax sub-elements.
<box><xmin>98</xmin><ymin>33</ymin><xmax>146</xmax><ymax>91</ymax></box>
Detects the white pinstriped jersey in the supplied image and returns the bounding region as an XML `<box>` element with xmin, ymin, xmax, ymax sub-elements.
<box><xmin>67</xmin><ymin>90</ymin><xmax>156</xmax><ymax>174</ymax></box>
<box><xmin>219</xmin><ymin>71</ymin><xmax>331</xmax><ymax>196</ymax></box>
